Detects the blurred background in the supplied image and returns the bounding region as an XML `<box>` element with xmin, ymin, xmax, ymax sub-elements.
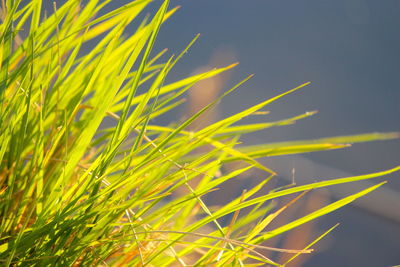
<box><xmin>43</xmin><ymin>0</ymin><xmax>400</xmax><ymax>266</ymax></box>
<box><xmin>153</xmin><ymin>0</ymin><xmax>400</xmax><ymax>266</ymax></box>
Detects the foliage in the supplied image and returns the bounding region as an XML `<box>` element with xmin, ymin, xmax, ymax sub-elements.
<box><xmin>0</xmin><ymin>0</ymin><xmax>398</xmax><ymax>266</ymax></box>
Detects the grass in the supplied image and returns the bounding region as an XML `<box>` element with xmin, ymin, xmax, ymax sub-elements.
<box><xmin>0</xmin><ymin>0</ymin><xmax>399</xmax><ymax>266</ymax></box>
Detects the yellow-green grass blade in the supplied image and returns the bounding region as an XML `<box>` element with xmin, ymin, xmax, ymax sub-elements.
<box><xmin>153</xmin><ymin>175</ymin><xmax>275</xmax><ymax>266</ymax></box>
<box><xmin>110</xmin><ymin>0</ymin><xmax>169</xmax><ymax>147</ymax></box>
<box><xmin>39</xmin><ymin>9</ymin><xmax>149</xmax><ymax>172</ymax></box>
<box><xmin>123</xmin><ymin>56</ymin><xmax>174</xmax><ymax>149</ymax></box>
<box><xmin>132</xmin><ymin>75</ymin><xmax>253</xmax><ymax>174</ymax></box>
<box><xmin>10</xmin><ymin>0</ymin><xmax>79</xmax><ymax>65</ymax></box>
<box><xmin>216</xmin><ymin>111</ymin><xmax>318</xmax><ymax>137</ymax></box>
<box><xmin>126</xmin><ymin>63</ymin><xmax>173</xmax><ymax>170</ymax></box>
<box><xmin>174</xmin><ymin>205</ymin><xmax>275</xmax><ymax>263</ymax></box>
<box><xmin>243</xmin><ymin>191</ymin><xmax>309</xmax><ymax>244</ymax></box>
<box><xmin>182</xmin><ymin>166</ymin><xmax>400</xmax><ymax>235</ymax></box>
<box><xmin>77</xmin><ymin>1</ymin><xmax>149</xmax><ymax>42</ymax></box>
<box><xmin>82</xmin><ymin>0</ymin><xmax>153</xmax><ymax>30</ymax></box>
<box><xmin>142</xmin><ymin>125</ymin><xmax>275</xmax><ymax>174</ymax></box>
<box><xmin>2</xmin><ymin>38</ymin><xmax>35</xmax><ymax>232</ymax></box>
<box><xmin>124</xmin><ymin>35</ymin><xmax>203</xmax><ymax>158</ymax></box>
<box><xmin>232</xmin><ymin>132</ymin><xmax>400</xmax><ymax>159</ymax></box>
<box><xmin>255</xmin><ymin>183</ymin><xmax>384</xmax><ymax>243</ymax></box>
<box><xmin>176</xmin><ymin>137</ymin><xmax>242</xmax><ymax>227</ymax></box>
<box><xmin>194</xmin><ymin>82</ymin><xmax>311</xmax><ymax>138</ymax></box>
<box><xmin>82</xmin><ymin>2</ymin><xmax>171</xmax><ymax>185</ymax></box>
<box><xmin>43</xmin><ymin>29</ymin><xmax>125</xmax><ymax>208</ymax></box>
<box><xmin>110</xmin><ymin>63</ymin><xmax>238</xmax><ymax>113</ymax></box>
<box><xmin>225</xmin><ymin>143</ymin><xmax>350</xmax><ymax>160</ymax></box>
<box><xmin>30</xmin><ymin>0</ymin><xmax>42</xmax><ymax>32</ymax></box>
<box><xmin>283</xmin><ymin>223</ymin><xmax>339</xmax><ymax>266</ymax></box>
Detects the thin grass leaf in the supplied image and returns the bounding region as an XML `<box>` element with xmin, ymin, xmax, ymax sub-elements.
<box><xmin>283</xmin><ymin>223</ymin><xmax>340</xmax><ymax>266</ymax></box>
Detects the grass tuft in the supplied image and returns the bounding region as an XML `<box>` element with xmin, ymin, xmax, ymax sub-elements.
<box><xmin>0</xmin><ymin>1</ymin><xmax>398</xmax><ymax>266</ymax></box>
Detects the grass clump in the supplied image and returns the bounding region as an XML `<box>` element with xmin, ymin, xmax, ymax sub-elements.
<box><xmin>0</xmin><ymin>0</ymin><xmax>399</xmax><ymax>266</ymax></box>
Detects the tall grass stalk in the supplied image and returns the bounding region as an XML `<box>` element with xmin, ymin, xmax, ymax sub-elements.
<box><xmin>0</xmin><ymin>1</ymin><xmax>398</xmax><ymax>266</ymax></box>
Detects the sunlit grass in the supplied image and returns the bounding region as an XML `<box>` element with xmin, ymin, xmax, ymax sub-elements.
<box><xmin>0</xmin><ymin>1</ymin><xmax>399</xmax><ymax>266</ymax></box>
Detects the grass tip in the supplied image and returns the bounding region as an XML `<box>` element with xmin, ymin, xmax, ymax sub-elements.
<box><xmin>306</xmin><ymin>110</ymin><xmax>318</xmax><ymax>115</ymax></box>
<box><xmin>224</xmin><ymin>62</ymin><xmax>240</xmax><ymax>70</ymax></box>
<box><xmin>371</xmin><ymin>132</ymin><xmax>400</xmax><ymax>140</ymax></box>
<box><xmin>339</xmin><ymin>143</ymin><xmax>352</xmax><ymax>148</ymax></box>
<box><xmin>390</xmin><ymin>132</ymin><xmax>400</xmax><ymax>138</ymax></box>
<box><xmin>252</xmin><ymin>111</ymin><xmax>270</xmax><ymax>115</ymax></box>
